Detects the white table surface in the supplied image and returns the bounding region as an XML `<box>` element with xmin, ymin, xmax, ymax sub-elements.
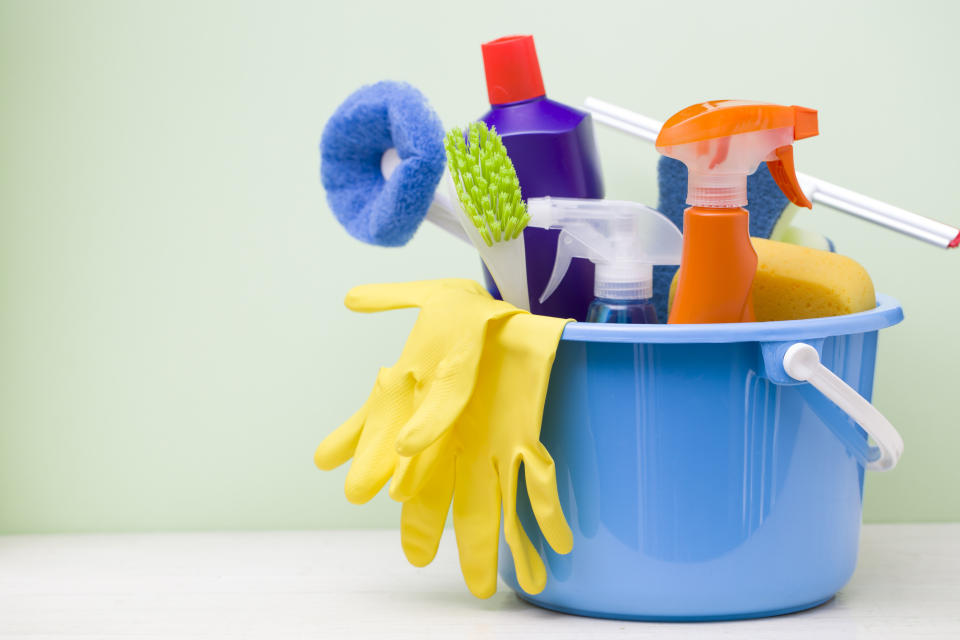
<box><xmin>1</xmin><ymin>524</ymin><xmax>957</xmax><ymax>639</ymax></box>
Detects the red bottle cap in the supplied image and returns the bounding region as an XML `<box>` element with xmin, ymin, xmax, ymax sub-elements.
<box><xmin>481</xmin><ymin>35</ymin><xmax>546</xmax><ymax>105</ymax></box>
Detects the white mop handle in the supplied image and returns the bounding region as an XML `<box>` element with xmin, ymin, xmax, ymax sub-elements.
<box><xmin>584</xmin><ymin>97</ymin><xmax>960</xmax><ymax>250</ymax></box>
<box><xmin>797</xmin><ymin>176</ymin><xmax>959</xmax><ymax>249</ymax></box>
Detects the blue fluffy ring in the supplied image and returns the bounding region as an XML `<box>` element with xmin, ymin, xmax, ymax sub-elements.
<box><xmin>320</xmin><ymin>81</ymin><xmax>446</xmax><ymax>247</ymax></box>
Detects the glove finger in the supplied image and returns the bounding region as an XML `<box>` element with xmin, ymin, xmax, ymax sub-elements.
<box><xmin>343</xmin><ymin>415</ymin><xmax>399</xmax><ymax>504</ymax></box>
<box><xmin>344</xmin><ymin>282</ymin><xmax>429</xmax><ymax>313</ymax></box>
<box><xmin>389</xmin><ymin>432</ymin><xmax>454</xmax><ymax>502</ymax></box>
<box><xmin>400</xmin><ymin>455</ymin><xmax>455</xmax><ymax>567</ymax></box>
<box><xmin>345</xmin><ymin>279</ymin><xmax>488</xmax><ymax>313</ymax></box>
<box><xmin>521</xmin><ymin>444</ymin><xmax>574</xmax><ymax>555</ymax></box>
<box><xmin>343</xmin><ymin>454</ymin><xmax>393</xmax><ymax>504</ymax></box>
<box><xmin>314</xmin><ymin>404</ymin><xmax>366</xmax><ymax>471</ymax></box>
<box><xmin>395</xmin><ymin>345</ymin><xmax>484</xmax><ymax>457</ymax></box>
<box><xmin>502</xmin><ymin>454</ymin><xmax>548</xmax><ymax>595</ymax></box>
<box><xmin>343</xmin><ymin>371</ymin><xmax>413</xmax><ymax>504</ymax></box>
<box><xmin>453</xmin><ymin>458</ymin><xmax>502</xmax><ymax>599</ymax></box>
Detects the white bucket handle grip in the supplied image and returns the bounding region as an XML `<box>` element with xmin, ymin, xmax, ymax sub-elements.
<box><xmin>782</xmin><ymin>343</ymin><xmax>903</xmax><ymax>472</ymax></box>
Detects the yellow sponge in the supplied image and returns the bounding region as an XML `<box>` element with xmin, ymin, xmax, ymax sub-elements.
<box><xmin>669</xmin><ymin>238</ymin><xmax>876</xmax><ymax>321</ymax></box>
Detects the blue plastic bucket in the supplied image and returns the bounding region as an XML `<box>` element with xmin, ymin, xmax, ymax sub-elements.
<box><xmin>499</xmin><ymin>295</ymin><xmax>904</xmax><ymax>621</ymax></box>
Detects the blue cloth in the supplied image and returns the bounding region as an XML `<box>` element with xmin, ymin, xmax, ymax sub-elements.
<box><xmin>652</xmin><ymin>157</ymin><xmax>790</xmax><ymax>323</ymax></box>
<box><xmin>320</xmin><ymin>81</ymin><xmax>446</xmax><ymax>246</ymax></box>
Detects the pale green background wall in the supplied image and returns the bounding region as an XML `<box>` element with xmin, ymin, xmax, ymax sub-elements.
<box><xmin>1</xmin><ymin>0</ymin><xmax>958</xmax><ymax>533</ymax></box>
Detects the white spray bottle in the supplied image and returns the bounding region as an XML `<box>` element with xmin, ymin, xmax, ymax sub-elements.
<box><xmin>526</xmin><ymin>197</ymin><xmax>683</xmax><ymax>323</ymax></box>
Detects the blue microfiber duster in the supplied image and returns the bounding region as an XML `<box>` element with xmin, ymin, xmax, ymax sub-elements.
<box><xmin>320</xmin><ymin>81</ymin><xmax>446</xmax><ymax>247</ymax></box>
<box><xmin>651</xmin><ymin>157</ymin><xmax>790</xmax><ymax>322</ymax></box>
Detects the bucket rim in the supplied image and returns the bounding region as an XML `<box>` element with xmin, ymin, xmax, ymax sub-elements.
<box><xmin>559</xmin><ymin>294</ymin><xmax>903</xmax><ymax>344</ymax></box>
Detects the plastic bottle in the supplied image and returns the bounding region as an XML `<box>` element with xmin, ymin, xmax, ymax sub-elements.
<box><xmin>586</xmin><ymin>297</ymin><xmax>658</xmax><ymax>324</ymax></box>
<box><xmin>479</xmin><ymin>35</ymin><xmax>605</xmax><ymax>321</ymax></box>
<box><xmin>526</xmin><ymin>197</ymin><xmax>683</xmax><ymax>324</ymax></box>
<box><xmin>655</xmin><ymin>101</ymin><xmax>819</xmax><ymax>324</ymax></box>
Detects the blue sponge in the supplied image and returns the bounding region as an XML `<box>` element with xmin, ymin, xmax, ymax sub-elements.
<box><xmin>651</xmin><ymin>157</ymin><xmax>790</xmax><ymax>322</ymax></box>
<box><xmin>320</xmin><ymin>81</ymin><xmax>446</xmax><ymax>247</ymax></box>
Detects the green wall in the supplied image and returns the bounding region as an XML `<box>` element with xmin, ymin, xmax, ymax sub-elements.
<box><xmin>1</xmin><ymin>0</ymin><xmax>958</xmax><ymax>533</ymax></box>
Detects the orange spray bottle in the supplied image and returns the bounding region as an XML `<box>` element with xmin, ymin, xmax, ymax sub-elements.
<box><xmin>656</xmin><ymin>101</ymin><xmax>819</xmax><ymax>324</ymax></box>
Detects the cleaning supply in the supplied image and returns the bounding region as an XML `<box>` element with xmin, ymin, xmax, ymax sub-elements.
<box><xmin>656</xmin><ymin>100</ymin><xmax>819</xmax><ymax>324</ymax></box>
<box><xmin>668</xmin><ymin>238</ymin><xmax>876</xmax><ymax>321</ymax></box>
<box><xmin>392</xmin><ymin>310</ymin><xmax>573</xmax><ymax>599</ymax></box>
<box><xmin>313</xmin><ymin>279</ymin><xmax>522</xmax><ymax>503</ymax></box>
<box><xmin>525</xmin><ymin>197</ymin><xmax>682</xmax><ymax>324</ymax></box>
<box><xmin>585</xmin><ymin>96</ymin><xmax>960</xmax><ymax>250</ymax></box>
<box><xmin>583</xmin><ymin>96</ymin><xmax>832</xmax><ymax>322</ymax></box>
<box><xmin>747</xmin><ymin>237</ymin><xmax>878</xmax><ymax>319</ymax></box>
<box><xmin>321</xmin><ymin>81</ymin><xmax>467</xmax><ymax>246</ymax></box>
<box><xmin>314</xmin><ymin>279</ymin><xmax>573</xmax><ymax>599</ymax></box>
<box><xmin>445</xmin><ymin>122</ymin><xmax>530</xmax><ymax>309</ymax></box>
<box><xmin>479</xmin><ymin>35</ymin><xmax>605</xmax><ymax>320</ymax></box>
<box><xmin>501</xmin><ymin>296</ymin><xmax>904</xmax><ymax>619</ymax></box>
<box><xmin>652</xmin><ymin>159</ymin><xmax>799</xmax><ymax>322</ymax></box>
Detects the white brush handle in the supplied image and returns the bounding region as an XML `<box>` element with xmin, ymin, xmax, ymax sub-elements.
<box><xmin>584</xmin><ymin>97</ymin><xmax>960</xmax><ymax>250</ymax></box>
<box><xmin>380</xmin><ymin>148</ymin><xmax>471</xmax><ymax>244</ymax></box>
<box><xmin>425</xmin><ymin>184</ymin><xmax>471</xmax><ymax>245</ymax></box>
<box><xmin>440</xmin><ymin>173</ymin><xmax>530</xmax><ymax>310</ymax></box>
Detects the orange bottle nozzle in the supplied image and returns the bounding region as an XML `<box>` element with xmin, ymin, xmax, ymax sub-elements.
<box><xmin>655</xmin><ymin>101</ymin><xmax>819</xmax><ymax>209</ymax></box>
<box><xmin>792</xmin><ymin>105</ymin><xmax>819</xmax><ymax>140</ymax></box>
<box><xmin>658</xmin><ymin>100</ymin><xmax>819</xmax><ymax>325</ymax></box>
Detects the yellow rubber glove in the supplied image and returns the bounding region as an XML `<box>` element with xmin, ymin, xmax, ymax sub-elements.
<box><xmin>390</xmin><ymin>311</ymin><xmax>574</xmax><ymax>598</ymax></box>
<box><xmin>313</xmin><ymin>279</ymin><xmax>522</xmax><ymax>504</ymax></box>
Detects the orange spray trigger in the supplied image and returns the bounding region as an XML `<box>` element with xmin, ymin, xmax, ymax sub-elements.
<box><xmin>767</xmin><ymin>146</ymin><xmax>812</xmax><ymax>208</ymax></box>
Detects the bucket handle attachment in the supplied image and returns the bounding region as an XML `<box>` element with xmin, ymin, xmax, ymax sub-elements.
<box><xmin>780</xmin><ymin>343</ymin><xmax>903</xmax><ymax>472</ymax></box>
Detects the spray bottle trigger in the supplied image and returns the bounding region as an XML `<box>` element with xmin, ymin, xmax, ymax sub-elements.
<box><xmin>540</xmin><ymin>229</ymin><xmax>578</xmax><ymax>304</ymax></box>
<box><xmin>766</xmin><ymin>145</ymin><xmax>813</xmax><ymax>209</ymax></box>
<box><xmin>539</xmin><ymin>224</ymin><xmax>610</xmax><ymax>304</ymax></box>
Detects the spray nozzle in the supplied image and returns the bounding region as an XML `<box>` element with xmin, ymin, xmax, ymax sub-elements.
<box><xmin>655</xmin><ymin>101</ymin><xmax>818</xmax><ymax>209</ymax></box>
<box><xmin>526</xmin><ymin>197</ymin><xmax>683</xmax><ymax>303</ymax></box>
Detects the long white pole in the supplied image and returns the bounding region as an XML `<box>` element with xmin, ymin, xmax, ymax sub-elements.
<box><xmin>584</xmin><ymin>97</ymin><xmax>959</xmax><ymax>250</ymax></box>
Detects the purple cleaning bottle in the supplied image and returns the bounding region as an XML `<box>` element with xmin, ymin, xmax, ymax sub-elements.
<box><xmin>479</xmin><ymin>35</ymin><xmax>604</xmax><ymax>321</ymax></box>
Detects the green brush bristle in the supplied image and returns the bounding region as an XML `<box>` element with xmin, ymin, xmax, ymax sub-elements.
<box><xmin>445</xmin><ymin>122</ymin><xmax>528</xmax><ymax>247</ymax></box>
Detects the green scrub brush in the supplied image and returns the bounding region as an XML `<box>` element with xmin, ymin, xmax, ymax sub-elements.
<box><xmin>444</xmin><ymin>122</ymin><xmax>531</xmax><ymax>310</ymax></box>
<box><xmin>445</xmin><ymin>123</ymin><xmax>529</xmax><ymax>246</ymax></box>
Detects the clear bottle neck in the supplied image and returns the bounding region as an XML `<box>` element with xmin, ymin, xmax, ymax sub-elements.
<box><xmin>595</xmin><ymin>263</ymin><xmax>653</xmax><ymax>300</ymax></box>
<box><xmin>686</xmin><ymin>172</ymin><xmax>748</xmax><ymax>208</ymax></box>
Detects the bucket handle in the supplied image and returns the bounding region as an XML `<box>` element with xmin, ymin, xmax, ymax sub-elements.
<box><xmin>778</xmin><ymin>343</ymin><xmax>903</xmax><ymax>472</ymax></box>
